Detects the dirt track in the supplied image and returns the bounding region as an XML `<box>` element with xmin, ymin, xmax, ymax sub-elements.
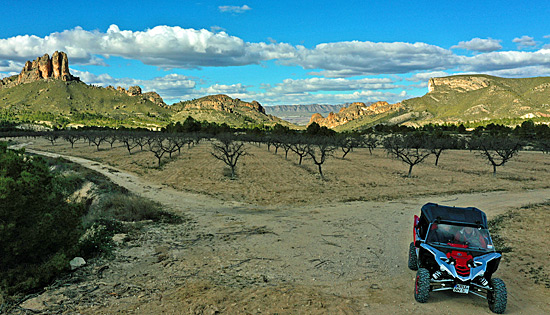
<box><xmin>15</xmin><ymin>148</ymin><xmax>550</xmax><ymax>314</ymax></box>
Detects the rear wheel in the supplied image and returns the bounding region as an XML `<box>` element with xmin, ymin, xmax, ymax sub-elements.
<box><xmin>488</xmin><ymin>278</ymin><xmax>507</xmax><ymax>314</ymax></box>
<box><xmin>414</xmin><ymin>268</ymin><xmax>430</xmax><ymax>303</ymax></box>
<box><xmin>408</xmin><ymin>242</ymin><xmax>418</xmax><ymax>270</ymax></box>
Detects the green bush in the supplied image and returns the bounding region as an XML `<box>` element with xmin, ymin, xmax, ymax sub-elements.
<box><xmin>98</xmin><ymin>193</ymin><xmax>181</xmax><ymax>223</ymax></box>
<box><xmin>0</xmin><ymin>143</ymin><xmax>84</xmax><ymax>295</ymax></box>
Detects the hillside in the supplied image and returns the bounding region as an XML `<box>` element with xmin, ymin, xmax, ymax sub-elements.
<box><xmin>310</xmin><ymin>75</ymin><xmax>550</xmax><ymax>131</ymax></box>
<box><xmin>0</xmin><ymin>52</ymin><xmax>170</xmax><ymax>128</ymax></box>
<box><xmin>265</xmin><ymin>104</ymin><xmax>345</xmax><ymax>125</ymax></box>
<box><xmin>398</xmin><ymin>75</ymin><xmax>550</xmax><ymax>126</ymax></box>
<box><xmin>170</xmin><ymin>94</ymin><xmax>295</xmax><ymax>128</ymax></box>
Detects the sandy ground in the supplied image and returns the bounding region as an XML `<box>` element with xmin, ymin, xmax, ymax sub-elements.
<box><xmin>8</xmin><ymin>139</ymin><xmax>550</xmax><ymax>314</ymax></box>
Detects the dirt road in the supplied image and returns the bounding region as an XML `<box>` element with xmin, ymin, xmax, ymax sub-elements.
<box><xmin>18</xmin><ymin>149</ymin><xmax>550</xmax><ymax>314</ymax></box>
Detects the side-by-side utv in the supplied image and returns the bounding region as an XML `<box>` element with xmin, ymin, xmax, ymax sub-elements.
<box><xmin>408</xmin><ymin>203</ymin><xmax>507</xmax><ymax>314</ymax></box>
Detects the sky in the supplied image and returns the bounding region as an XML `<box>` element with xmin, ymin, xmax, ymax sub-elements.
<box><xmin>2</xmin><ymin>1</ymin><xmax>550</xmax><ymax>106</ymax></box>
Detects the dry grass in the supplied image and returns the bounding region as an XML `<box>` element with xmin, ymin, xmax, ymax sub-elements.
<box><xmin>27</xmin><ymin>137</ymin><xmax>550</xmax><ymax>206</ymax></box>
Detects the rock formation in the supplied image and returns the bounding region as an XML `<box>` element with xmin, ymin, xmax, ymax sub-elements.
<box><xmin>309</xmin><ymin>101</ymin><xmax>402</xmax><ymax>128</ymax></box>
<box><xmin>1</xmin><ymin>51</ymin><xmax>78</xmax><ymax>90</ymax></box>
<box><xmin>174</xmin><ymin>94</ymin><xmax>266</xmax><ymax>114</ymax></box>
<box><xmin>428</xmin><ymin>76</ymin><xmax>490</xmax><ymax>93</ymax></box>
<box><xmin>114</xmin><ymin>85</ymin><xmax>166</xmax><ymax>107</ymax></box>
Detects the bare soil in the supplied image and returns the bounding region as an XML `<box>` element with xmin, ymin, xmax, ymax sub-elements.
<box><xmin>8</xmin><ymin>139</ymin><xmax>550</xmax><ymax>314</ymax></box>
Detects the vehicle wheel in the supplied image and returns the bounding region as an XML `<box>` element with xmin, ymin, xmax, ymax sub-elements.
<box><xmin>488</xmin><ymin>278</ymin><xmax>507</xmax><ymax>314</ymax></box>
<box><xmin>408</xmin><ymin>242</ymin><xmax>419</xmax><ymax>271</ymax></box>
<box><xmin>414</xmin><ymin>268</ymin><xmax>430</xmax><ymax>303</ymax></box>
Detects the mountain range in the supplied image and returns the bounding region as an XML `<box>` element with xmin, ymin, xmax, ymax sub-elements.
<box><xmin>2</xmin><ymin>52</ymin><xmax>550</xmax><ymax>130</ymax></box>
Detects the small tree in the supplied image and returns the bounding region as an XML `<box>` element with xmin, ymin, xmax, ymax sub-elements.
<box><xmin>306</xmin><ymin>136</ymin><xmax>337</xmax><ymax>179</ymax></box>
<box><xmin>469</xmin><ymin>135</ymin><xmax>522</xmax><ymax>176</ymax></box>
<box><xmin>289</xmin><ymin>135</ymin><xmax>310</xmax><ymax>165</ymax></box>
<box><xmin>383</xmin><ymin>133</ymin><xmax>431</xmax><ymax>177</ymax></box>
<box><xmin>425</xmin><ymin>132</ymin><xmax>462</xmax><ymax>166</ymax></box>
<box><xmin>211</xmin><ymin>133</ymin><xmax>248</xmax><ymax>179</ymax></box>
<box><xmin>119</xmin><ymin>134</ymin><xmax>138</xmax><ymax>155</ymax></box>
<box><xmin>61</xmin><ymin>131</ymin><xmax>80</xmax><ymax>148</ymax></box>
<box><xmin>362</xmin><ymin>134</ymin><xmax>378</xmax><ymax>155</ymax></box>
<box><xmin>338</xmin><ymin>134</ymin><xmax>362</xmax><ymax>159</ymax></box>
<box><xmin>148</xmin><ymin>137</ymin><xmax>167</xmax><ymax>167</ymax></box>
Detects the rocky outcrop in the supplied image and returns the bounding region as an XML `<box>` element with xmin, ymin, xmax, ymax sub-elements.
<box><xmin>114</xmin><ymin>85</ymin><xmax>166</xmax><ymax>107</ymax></box>
<box><xmin>428</xmin><ymin>76</ymin><xmax>490</xmax><ymax>93</ymax></box>
<box><xmin>309</xmin><ymin>101</ymin><xmax>402</xmax><ymax>128</ymax></box>
<box><xmin>1</xmin><ymin>51</ymin><xmax>78</xmax><ymax>90</ymax></box>
<box><xmin>173</xmin><ymin>94</ymin><xmax>266</xmax><ymax>115</ymax></box>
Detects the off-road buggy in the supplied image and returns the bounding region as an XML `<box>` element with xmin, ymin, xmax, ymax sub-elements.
<box><xmin>408</xmin><ymin>203</ymin><xmax>507</xmax><ymax>314</ymax></box>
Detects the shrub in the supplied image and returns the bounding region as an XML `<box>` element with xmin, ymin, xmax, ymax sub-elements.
<box><xmin>0</xmin><ymin>144</ymin><xmax>84</xmax><ymax>295</ymax></box>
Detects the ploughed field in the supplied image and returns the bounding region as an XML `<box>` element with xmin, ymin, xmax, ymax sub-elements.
<box><xmin>26</xmin><ymin>137</ymin><xmax>550</xmax><ymax>206</ymax></box>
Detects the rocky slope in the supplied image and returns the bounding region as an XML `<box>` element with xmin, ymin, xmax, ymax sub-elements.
<box><xmin>400</xmin><ymin>74</ymin><xmax>550</xmax><ymax>125</ymax></box>
<box><xmin>308</xmin><ymin>101</ymin><xmax>402</xmax><ymax>128</ymax></box>
<box><xmin>0</xmin><ymin>52</ymin><xmax>170</xmax><ymax>127</ymax></box>
<box><xmin>170</xmin><ymin>94</ymin><xmax>294</xmax><ymax>127</ymax></box>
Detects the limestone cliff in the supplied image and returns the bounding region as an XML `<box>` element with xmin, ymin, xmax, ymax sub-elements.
<box><xmin>428</xmin><ymin>76</ymin><xmax>490</xmax><ymax>93</ymax></box>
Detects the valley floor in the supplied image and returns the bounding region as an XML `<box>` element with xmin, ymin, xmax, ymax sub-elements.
<box><xmin>6</xmin><ymin>140</ymin><xmax>550</xmax><ymax>314</ymax></box>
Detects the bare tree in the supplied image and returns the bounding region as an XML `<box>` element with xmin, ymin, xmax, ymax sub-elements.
<box><xmin>44</xmin><ymin>132</ymin><xmax>59</xmax><ymax>146</ymax></box>
<box><xmin>87</xmin><ymin>132</ymin><xmax>108</xmax><ymax>151</ymax></box>
<box><xmin>338</xmin><ymin>134</ymin><xmax>362</xmax><ymax>159</ymax></box>
<box><xmin>211</xmin><ymin>133</ymin><xmax>248</xmax><ymax>179</ymax></box>
<box><xmin>363</xmin><ymin>134</ymin><xmax>378</xmax><ymax>155</ymax></box>
<box><xmin>306</xmin><ymin>136</ymin><xmax>337</xmax><ymax>179</ymax></box>
<box><xmin>61</xmin><ymin>131</ymin><xmax>80</xmax><ymax>148</ymax></box>
<box><xmin>469</xmin><ymin>135</ymin><xmax>522</xmax><ymax>176</ymax></box>
<box><xmin>289</xmin><ymin>135</ymin><xmax>310</xmax><ymax>165</ymax></box>
<box><xmin>148</xmin><ymin>136</ymin><xmax>167</xmax><ymax>167</ymax></box>
<box><xmin>383</xmin><ymin>134</ymin><xmax>431</xmax><ymax>177</ymax></box>
<box><xmin>119</xmin><ymin>134</ymin><xmax>138</xmax><ymax>155</ymax></box>
<box><xmin>425</xmin><ymin>132</ymin><xmax>462</xmax><ymax>166</ymax></box>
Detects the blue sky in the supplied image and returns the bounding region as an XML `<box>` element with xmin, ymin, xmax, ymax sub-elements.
<box><xmin>2</xmin><ymin>1</ymin><xmax>550</xmax><ymax>105</ymax></box>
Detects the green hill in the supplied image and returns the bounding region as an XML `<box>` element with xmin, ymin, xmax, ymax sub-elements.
<box><xmin>332</xmin><ymin>74</ymin><xmax>550</xmax><ymax>131</ymax></box>
<box><xmin>0</xmin><ymin>79</ymin><xmax>171</xmax><ymax>128</ymax></box>
<box><xmin>170</xmin><ymin>94</ymin><xmax>296</xmax><ymax>128</ymax></box>
<box><xmin>398</xmin><ymin>74</ymin><xmax>550</xmax><ymax>126</ymax></box>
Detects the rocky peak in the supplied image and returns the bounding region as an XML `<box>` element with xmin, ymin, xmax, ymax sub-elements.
<box><xmin>175</xmin><ymin>94</ymin><xmax>266</xmax><ymax>115</ymax></box>
<box><xmin>309</xmin><ymin>101</ymin><xmax>402</xmax><ymax>128</ymax></box>
<box><xmin>1</xmin><ymin>51</ymin><xmax>78</xmax><ymax>90</ymax></box>
<box><xmin>113</xmin><ymin>85</ymin><xmax>166</xmax><ymax>107</ymax></box>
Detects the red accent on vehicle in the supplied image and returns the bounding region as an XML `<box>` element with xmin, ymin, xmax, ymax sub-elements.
<box><xmin>447</xmin><ymin>243</ymin><xmax>468</xmax><ymax>249</ymax></box>
<box><xmin>413</xmin><ymin>215</ymin><xmax>420</xmax><ymax>243</ymax></box>
<box><xmin>446</xmin><ymin>249</ymin><xmax>473</xmax><ymax>277</ymax></box>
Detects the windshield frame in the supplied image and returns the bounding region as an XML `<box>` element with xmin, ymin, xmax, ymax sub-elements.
<box><xmin>425</xmin><ymin>222</ymin><xmax>495</xmax><ymax>253</ymax></box>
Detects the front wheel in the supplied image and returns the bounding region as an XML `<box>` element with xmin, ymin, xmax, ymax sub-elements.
<box><xmin>488</xmin><ymin>278</ymin><xmax>507</xmax><ymax>314</ymax></box>
<box><xmin>408</xmin><ymin>242</ymin><xmax>418</xmax><ymax>270</ymax></box>
<box><xmin>414</xmin><ymin>268</ymin><xmax>430</xmax><ymax>303</ymax></box>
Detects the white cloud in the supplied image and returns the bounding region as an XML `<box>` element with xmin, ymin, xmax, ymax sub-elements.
<box><xmin>267</xmin><ymin>77</ymin><xmax>397</xmax><ymax>94</ymax></box>
<box><xmin>0</xmin><ymin>60</ymin><xmax>22</xmax><ymax>72</ymax></box>
<box><xmin>0</xmin><ymin>25</ymin><xmax>292</xmax><ymax>69</ymax></box>
<box><xmin>483</xmin><ymin>65</ymin><xmax>550</xmax><ymax>78</ymax></box>
<box><xmin>72</xmin><ymin>70</ymin><xmax>198</xmax><ymax>101</ymax></box>
<box><xmin>287</xmin><ymin>41</ymin><xmax>456</xmax><ymax>77</ymax></box>
<box><xmin>406</xmin><ymin>71</ymin><xmax>450</xmax><ymax>82</ymax></box>
<box><xmin>451</xmin><ymin>38</ymin><xmax>502</xmax><ymax>52</ymax></box>
<box><xmin>218</xmin><ymin>5</ymin><xmax>252</xmax><ymax>13</ymax></box>
<box><xmin>406</xmin><ymin>71</ymin><xmax>449</xmax><ymax>82</ymax></box>
<box><xmin>457</xmin><ymin>49</ymin><xmax>550</xmax><ymax>72</ymax></box>
<box><xmin>513</xmin><ymin>35</ymin><xmax>537</xmax><ymax>49</ymax></box>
